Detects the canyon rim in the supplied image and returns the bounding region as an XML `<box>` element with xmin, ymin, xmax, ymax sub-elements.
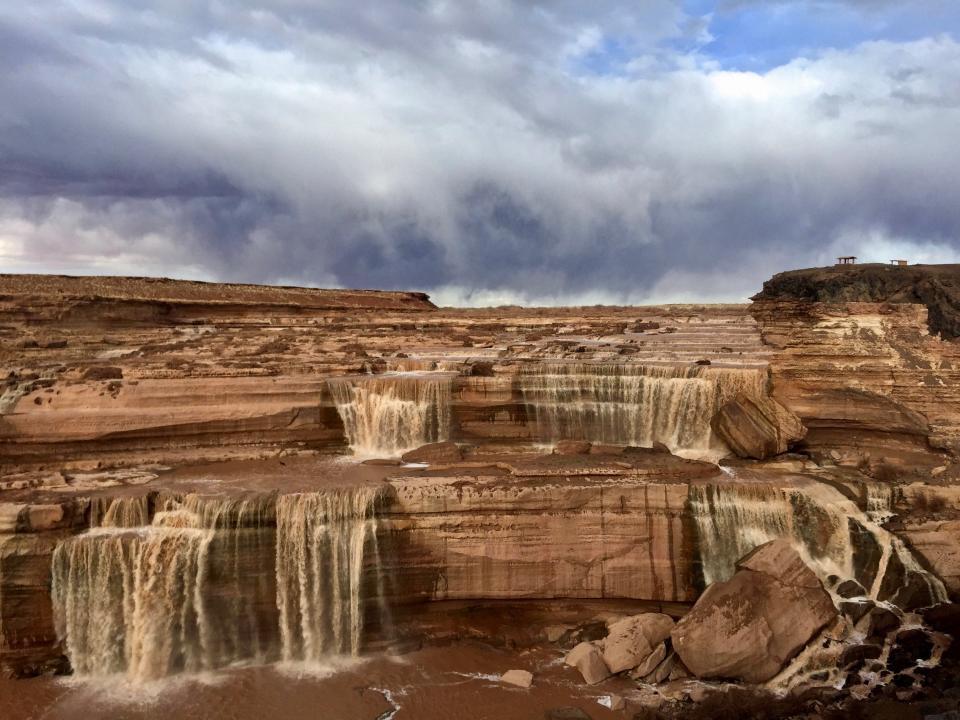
<box><xmin>0</xmin><ymin>264</ymin><xmax>958</xmax><ymax>719</ymax></box>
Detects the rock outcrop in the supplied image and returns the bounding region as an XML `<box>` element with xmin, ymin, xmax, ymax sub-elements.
<box><xmin>711</xmin><ymin>393</ymin><xmax>806</xmax><ymax>459</ymax></box>
<box><xmin>754</xmin><ymin>263</ymin><xmax>960</xmax><ymax>340</ymax></box>
<box><xmin>672</xmin><ymin>539</ymin><xmax>837</xmax><ymax>683</ymax></box>
<box><xmin>750</xmin><ymin>298</ymin><xmax>960</xmax><ymax>458</ymax></box>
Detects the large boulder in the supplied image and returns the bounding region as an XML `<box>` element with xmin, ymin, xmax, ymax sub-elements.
<box><xmin>601</xmin><ymin>613</ymin><xmax>674</xmax><ymax>674</ymax></box>
<box><xmin>672</xmin><ymin>539</ymin><xmax>837</xmax><ymax>683</ymax></box>
<box><xmin>711</xmin><ymin>393</ymin><xmax>806</xmax><ymax>460</ymax></box>
<box><xmin>565</xmin><ymin>642</ymin><xmax>611</xmax><ymax>685</ymax></box>
<box><xmin>400</xmin><ymin>441</ymin><xmax>462</xmax><ymax>464</ymax></box>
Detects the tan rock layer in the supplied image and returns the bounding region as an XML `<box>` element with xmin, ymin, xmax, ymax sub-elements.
<box><xmin>751</xmin><ymin>300</ymin><xmax>960</xmax><ymax>456</ymax></box>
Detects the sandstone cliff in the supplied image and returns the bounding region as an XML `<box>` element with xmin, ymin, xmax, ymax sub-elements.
<box><xmin>0</xmin><ymin>270</ymin><xmax>957</xmax><ymax>709</ymax></box>
<box><xmin>754</xmin><ymin>263</ymin><xmax>960</xmax><ymax>339</ymax></box>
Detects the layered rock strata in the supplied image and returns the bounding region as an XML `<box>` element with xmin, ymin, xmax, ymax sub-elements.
<box><xmin>1</xmin><ymin>274</ymin><xmax>769</xmax><ymax>473</ymax></box>
<box><xmin>0</xmin><ymin>270</ymin><xmax>958</xmax><ymax>701</ymax></box>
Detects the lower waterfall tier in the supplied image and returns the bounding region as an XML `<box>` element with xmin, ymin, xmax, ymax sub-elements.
<box><xmin>52</xmin><ymin>501</ymin><xmax>277</xmax><ymax>680</ymax></box>
<box><xmin>49</xmin><ymin>486</ymin><xmax>391</xmax><ymax>680</ymax></box>
<box><xmin>688</xmin><ymin>477</ymin><xmax>948</xmax><ymax>607</ymax></box>
<box><xmin>275</xmin><ymin>488</ymin><xmax>390</xmax><ymax>661</ymax></box>
<box><xmin>29</xmin><ymin>456</ymin><xmax>947</xmax><ymax>681</ymax></box>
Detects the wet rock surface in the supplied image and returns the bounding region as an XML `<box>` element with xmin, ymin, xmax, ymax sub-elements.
<box><xmin>711</xmin><ymin>393</ymin><xmax>806</xmax><ymax>460</ymax></box>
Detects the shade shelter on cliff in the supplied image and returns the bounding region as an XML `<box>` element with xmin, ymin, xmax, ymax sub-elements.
<box><xmin>836</xmin><ymin>256</ymin><xmax>857</xmax><ymax>265</ymax></box>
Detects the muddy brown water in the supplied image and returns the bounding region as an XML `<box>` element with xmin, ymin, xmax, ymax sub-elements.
<box><xmin>0</xmin><ymin>643</ymin><xmax>630</xmax><ymax>720</ymax></box>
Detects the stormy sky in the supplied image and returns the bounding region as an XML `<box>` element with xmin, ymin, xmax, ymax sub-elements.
<box><xmin>2</xmin><ymin>1</ymin><xmax>960</xmax><ymax>305</ymax></box>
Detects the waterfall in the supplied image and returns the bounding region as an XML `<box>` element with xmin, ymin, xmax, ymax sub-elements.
<box><xmin>689</xmin><ymin>480</ymin><xmax>948</xmax><ymax>605</ymax></box>
<box><xmin>328</xmin><ymin>374</ymin><xmax>453</xmax><ymax>456</ymax></box>
<box><xmin>53</xmin><ymin>487</ymin><xmax>390</xmax><ymax>680</ymax></box>
<box><xmin>275</xmin><ymin>486</ymin><xmax>388</xmax><ymax>661</ymax></box>
<box><xmin>89</xmin><ymin>495</ymin><xmax>151</xmax><ymax>528</ymax></box>
<box><xmin>520</xmin><ymin>363</ymin><xmax>765</xmax><ymax>455</ymax></box>
<box><xmin>52</xmin><ymin>494</ymin><xmax>277</xmax><ymax>680</ymax></box>
<box><xmin>864</xmin><ymin>483</ymin><xmax>894</xmax><ymax>523</ymax></box>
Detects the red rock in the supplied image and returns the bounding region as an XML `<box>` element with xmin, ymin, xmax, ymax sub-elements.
<box><xmin>602</xmin><ymin>613</ymin><xmax>674</xmax><ymax>674</ymax></box>
<box><xmin>565</xmin><ymin>642</ymin><xmax>611</xmax><ymax>685</ymax></box>
<box><xmin>500</xmin><ymin>669</ymin><xmax>533</xmax><ymax>688</ymax></box>
<box><xmin>711</xmin><ymin>393</ymin><xmax>806</xmax><ymax>460</ymax></box>
<box><xmin>554</xmin><ymin>440</ymin><xmax>592</xmax><ymax>455</ymax></box>
<box><xmin>671</xmin><ymin>540</ymin><xmax>837</xmax><ymax>683</ymax></box>
<box><xmin>400</xmin><ymin>442</ymin><xmax>462</xmax><ymax>464</ymax></box>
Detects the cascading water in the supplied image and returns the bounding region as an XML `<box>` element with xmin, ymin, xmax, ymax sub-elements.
<box><xmin>275</xmin><ymin>486</ymin><xmax>389</xmax><ymax>661</ymax></box>
<box><xmin>520</xmin><ymin>363</ymin><xmax>765</xmax><ymax>456</ymax></box>
<box><xmin>328</xmin><ymin>374</ymin><xmax>453</xmax><ymax>456</ymax></box>
<box><xmin>52</xmin><ymin>494</ymin><xmax>277</xmax><ymax>680</ymax></box>
<box><xmin>89</xmin><ymin>495</ymin><xmax>150</xmax><ymax>528</ymax></box>
<box><xmin>689</xmin><ymin>479</ymin><xmax>948</xmax><ymax>605</ymax></box>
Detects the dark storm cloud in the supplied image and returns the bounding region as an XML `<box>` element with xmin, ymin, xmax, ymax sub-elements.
<box><xmin>1</xmin><ymin>2</ymin><xmax>960</xmax><ymax>303</ymax></box>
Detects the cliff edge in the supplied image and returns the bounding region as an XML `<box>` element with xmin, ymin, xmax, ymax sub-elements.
<box><xmin>752</xmin><ymin>263</ymin><xmax>960</xmax><ymax>339</ymax></box>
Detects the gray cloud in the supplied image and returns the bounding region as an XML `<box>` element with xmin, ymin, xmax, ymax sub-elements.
<box><xmin>1</xmin><ymin>3</ymin><xmax>960</xmax><ymax>304</ymax></box>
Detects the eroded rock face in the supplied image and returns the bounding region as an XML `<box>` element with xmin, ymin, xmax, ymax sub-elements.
<box><xmin>382</xmin><ymin>457</ymin><xmax>709</xmax><ymax>602</ymax></box>
<box><xmin>750</xmin><ymin>298</ymin><xmax>960</xmax><ymax>458</ymax></box>
<box><xmin>753</xmin><ymin>263</ymin><xmax>960</xmax><ymax>340</ymax></box>
<box><xmin>711</xmin><ymin>393</ymin><xmax>806</xmax><ymax>459</ymax></box>
<box><xmin>672</xmin><ymin>539</ymin><xmax>837</xmax><ymax>683</ymax></box>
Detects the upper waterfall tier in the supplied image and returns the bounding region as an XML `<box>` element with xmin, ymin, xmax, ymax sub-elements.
<box><xmin>520</xmin><ymin>363</ymin><xmax>766</xmax><ymax>456</ymax></box>
<box><xmin>328</xmin><ymin>374</ymin><xmax>453</xmax><ymax>456</ymax></box>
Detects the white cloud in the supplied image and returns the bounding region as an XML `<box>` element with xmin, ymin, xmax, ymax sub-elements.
<box><xmin>0</xmin><ymin>5</ymin><xmax>958</xmax><ymax>304</ymax></box>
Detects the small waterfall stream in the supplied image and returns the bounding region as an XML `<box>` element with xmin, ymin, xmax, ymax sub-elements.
<box><xmin>275</xmin><ymin>487</ymin><xmax>388</xmax><ymax>661</ymax></box>
<box><xmin>52</xmin><ymin>517</ymin><xmax>216</xmax><ymax>679</ymax></box>
<box><xmin>520</xmin><ymin>363</ymin><xmax>765</xmax><ymax>455</ymax></box>
<box><xmin>89</xmin><ymin>496</ymin><xmax>151</xmax><ymax>529</ymax></box>
<box><xmin>328</xmin><ymin>374</ymin><xmax>453</xmax><ymax>456</ymax></box>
